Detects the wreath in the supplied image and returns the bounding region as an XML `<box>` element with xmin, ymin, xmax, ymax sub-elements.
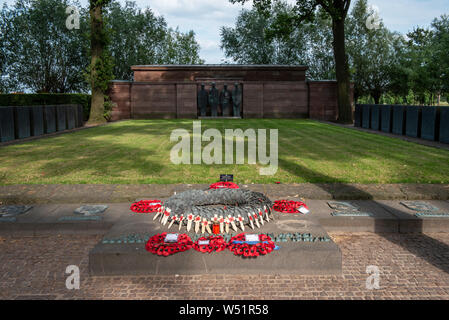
<box><xmin>227</xmin><ymin>233</ymin><xmax>276</xmax><ymax>258</ymax></box>
<box><xmin>273</xmin><ymin>200</ymin><xmax>310</xmax><ymax>214</ymax></box>
<box><xmin>145</xmin><ymin>232</ymin><xmax>193</xmax><ymax>256</ymax></box>
<box><xmin>130</xmin><ymin>200</ymin><xmax>161</xmax><ymax>213</ymax></box>
<box><xmin>193</xmin><ymin>236</ymin><xmax>228</xmax><ymax>253</ymax></box>
<box><xmin>209</xmin><ymin>181</ymin><xmax>239</xmax><ymax>189</ymax></box>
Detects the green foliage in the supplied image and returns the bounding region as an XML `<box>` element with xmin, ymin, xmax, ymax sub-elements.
<box><xmin>106</xmin><ymin>1</ymin><xmax>203</xmax><ymax>80</ymax></box>
<box><xmin>221</xmin><ymin>1</ymin><xmax>335</xmax><ymax>79</ymax></box>
<box><xmin>1</xmin><ymin>0</ymin><xmax>204</xmax><ymax>92</ymax></box>
<box><xmin>1</xmin><ymin>0</ymin><xmax>89</xmax><ymax>93</ymax></box>
<box><xmin>0</xmin><ymin>93</ymin><xmax>91</xmax><ymax>119</ymax></box>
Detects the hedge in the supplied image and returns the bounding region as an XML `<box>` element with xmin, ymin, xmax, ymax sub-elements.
<box><xmin>0</xmin><ymin>94</ymin><xmax>91</xmax><ymax>121</ymax></box>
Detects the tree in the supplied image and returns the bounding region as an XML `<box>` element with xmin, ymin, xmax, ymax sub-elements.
<box><xmin>230</xmin><ymin>0</ymin><xmax>352</xmax><ymax>123</ymax></box>
<box><xmin>220</xmin><ymin>1</ymin><xmax>334</xmax><ymax>79</ymax></box>
<box><xmin>1</xmin><ymin>0</ymin><xmax>89</xmax><ymax>93</ymax></box>
<box><xmin>87</xmin><ymin>0</ymin><xmax>114</xmax><ymax>124</ymax></box>
<box><xmin>106</xmin><ymin>1</ymin><xmax>203</xmax><ymax>81</ymax></box>
<box><xmin>346</xmin><ymin>0</ymin><xmax>397</xmax><ymax>104</ymax></box>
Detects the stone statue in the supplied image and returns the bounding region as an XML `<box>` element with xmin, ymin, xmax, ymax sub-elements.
<box><xmin>208</xmin><ymin>82</ymin><xmax>219</xmax><ymax>117</ymax></box>
<box><xmin>232</xmin><ymin>83</ymin><xmax>242</xmax><ymax>117</ymax></box>
<box><xmin>220</xmin><ymin>84</ymin><xmax>232</xmax><ymax>117</ymax></box>
<box><xmin>197</xmin><ymin>83</ymin><xmax>208</xmax><ymax>117</ymax></box>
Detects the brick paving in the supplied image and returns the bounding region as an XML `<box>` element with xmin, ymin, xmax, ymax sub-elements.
<box><xmin>1</xmin><ymin>233</ymin><xmax>449</xmax><ymax>300</ymax></box>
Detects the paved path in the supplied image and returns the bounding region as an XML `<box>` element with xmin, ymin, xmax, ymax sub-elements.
<box><xmin>1</xmin><ymin>232</ymin><xmax>448</xmax><ymax>299</ymax></box>
<box><xmin>1</xmin><ymin>183</ymin><xmax>449</xmax><ymax>204</ymax></box>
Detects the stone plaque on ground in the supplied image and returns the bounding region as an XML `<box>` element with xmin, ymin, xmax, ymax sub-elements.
<box><xmin>44</xmin><ymin>106</ymin><xmax>56</xmax><ymax>133</ymax></box>
<box><xmin>421</xmin><ymin>106</ymin><xmax>439</xmax><ymax>141</ymax></box>
<box><xmin>327</xmin><ymin>201</ymin><xmax>359</xmax><ymax>211</ymax></box>
<box><xmin>66</xmin><ymin>105</ymin><xmax>76</xmax><ymax>130</ymax></box>
<box><xmin>30</xmin><ymin>106</ymin><xmax>44</xmax><ymax>136</ymax></box>
<box><xmin>405</xmin><ymin>106</ymin><xmax>421</xmax><ymax>138</ymax></box>
<box><xmin>370</xmin><ymin>105</ymin><xmax>381</xmax><ymax>131</ymax></box>
<box><xmin>400</xmin><ymin>201</ymin><xmax>439</xmax><ymax>212</ymax></box>
<box><xmin>56</xmin><ymin>105</ymin><xmax>67</xmax><ymax>131</ymax></box>
<box><xmin>74</xmin><ymin>205</ymin><xmax>108</xmax><ymax>216</ymax></box>
<box><xmin>362</xmin><ymin>105</ymin><xmax>371</xmax><ymax>129</ymax></box>
<box><xmin>14</xmin><ymin>106</ymin><xmax>31</xmax><ymax>139</ymax></box>
<box><xmin>392</xmin><ymin>105</ymin><xmax>406</xmax><ymax>135</ymax></box>
<box><xmin>0</xmin><ymin>205</ymin><xmax>33</xmax><ymax>217</ymax></box>
<box><xmin>0</xmin><ymin>107</ymin><xmax>15</xmax><ymax>142</ymax></box>
<box><xmin>380</xmin><ymin>105</ymin><xmax>392</xmax><ymax>133</ymax></box>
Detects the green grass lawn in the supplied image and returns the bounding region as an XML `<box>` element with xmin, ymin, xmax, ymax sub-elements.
<box><xmin>1</xmin><ymin>119</ymin><xmax>448</xmax><ymax>185</ymax></box>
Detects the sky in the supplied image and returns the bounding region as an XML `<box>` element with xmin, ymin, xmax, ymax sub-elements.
<box><xmin>2</xmin><ymin>0</ymin><xmax>449</xmax><ymax>63</ymax></box>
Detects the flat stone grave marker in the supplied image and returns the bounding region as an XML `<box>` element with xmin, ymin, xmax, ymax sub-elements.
<box><xmin>0</xmin><ymin>205</ymin><xmax>33</xmax><ymax>217</ymax></box>
<box><xmin>58</xmin><ymin>205</ymin><xmax>108</xmax><ymax>222</ymax></box>
<box><xmin>327</xmin><ymin>201</ymin><xmax>359</xmax><ymax>211</ymax></box>
<box><xmin>400</xmin><ymin>201</ymin><xmax>440</xmax><ymax>212</ymax></box>
<box><xmin>74</xmin><ymin>205</ymin><xmax>108</xmax><ymax>216</ymax></box>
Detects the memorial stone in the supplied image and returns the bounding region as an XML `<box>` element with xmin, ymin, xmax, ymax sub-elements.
<box><xmin>405</xmin><ymin>105</ymin><xmax>421</xmax><ymax>138</ymax></box>
<box><xmin>380</xmin><ymin>105</ymin><xmax>392</xmax><ymax>133</ymax></box>
<box><xmin>0</xmin><ymin>107</ymin><xmax>15</xmax><ymax>142</ymax></box>
<box><xmin>14</xmin><ymin>106</ymin><xmax>31</xmax><ymax>139</ymax></box>
<box><xmin>56</xmin><ymin>105</ymin><xmax>67</xmax><ymax>131</ymax></box>
<box><xmin>30</xmin><ymin>106</ymin><xmax>44</xmax><ymax>136</ymax></box>
<box><xmin>362</xmin><ymin>105</ymin><xmax>371</xmax><ymax>129</ymax></box>
<box><xmin>421</xmin><ymin>106</ymin><xmax>439</xmax><ymax>141</ymax></box>
<box><xmin>392</xmin><ymin>105</ymin><xmax>406</xmax><ymax>135</ymax></box>
<box><xmin>370</xmin><ymin>104</ymin><xmax>381</xmax><ymax>131</ymax></box>
<box><xmin>440</xmin><ymin>107</ymin><xmax>449</xmax><ymax>144</ymax></box>
<box><xmin>44</xmin><ymin>105</ymin><xmax>56</xmax><ymax>134</ymax></box>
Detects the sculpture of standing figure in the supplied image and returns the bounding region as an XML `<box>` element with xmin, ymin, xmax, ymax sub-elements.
<box><xmin>220</xmin><ymin>84</ymin><xmax>232</xmax><ymax>117</ymax></box>
<box><xmin>197</xmin><ymin>83</ymin><xmax>208</xmax><ymax>117</ymax></box>
<box><xmin>232</xmin><ymin>83</ymin><xmax>242</xmax><ymax>117</ymax></box>
<box><xmin>208</xmin><ymin>83</ymin><xmax>219</xmax><ymax>117</ymax></box>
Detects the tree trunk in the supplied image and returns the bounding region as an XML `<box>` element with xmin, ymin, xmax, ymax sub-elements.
<box><xmin>87</xmin><ymin>4</ymin><xmax>106</xmax><ymax>125</ymax></box>
<box><xmin>332</xmin><ymin>17</ymin><xmax>352</xmax><ymax>123</ymax></box>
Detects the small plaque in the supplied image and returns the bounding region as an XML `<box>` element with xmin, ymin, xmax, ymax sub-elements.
<box><xmin>164</xmin><ymin>233</ymin><xmax>179</xmax><ymax>243</ymax></box>
<box><xmin>331</xmin><ymin>211</ymin><xmax>373</xmax><ymax>217</ymax></box>
<box><xmin>74</xmin><ymin>205</ymin><xmax>108</xmax><ymax>216</ymax></box>
<box><xmin>198</xmin><ymin>240</ymin><xmax>210</xmax><ymax>245</ymax></box>
<box><xmin>400</xmin><ymin>201</ymin><xmax>439</xmax><ymax>212</ymax></box>
<box><xmin>415</xmin><ymin>212</ymin><xmax>449</xmax><ymax>218</ymax></box>
<box><xmin>245</xmin><ymin>234</ymin><xmax>259</xmax><ymax>242</ymax></box>
<box><xmin>58</xmin><ymin>216</ymin><xmax>102</xmax><ymax>221</ymax></box>
<box><xmin>0</xmin><ymin>205</ymin><xmax>33</xmax><ymax>217</ymax></box>
<box><xmin>220</xmin><ymin>174</ymin><xmax>233</xmax><ymax>182</ymax></box>
<box><xmin>327</xmin><ymin>201</ymin><xmax>359</xmax><ymax>211</ymax></box>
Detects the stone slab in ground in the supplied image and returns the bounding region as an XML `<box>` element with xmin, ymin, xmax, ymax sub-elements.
<box><xmin>376</xmin><ymin>200</ymin><xmax>449</xmax><ymax>233</ymax></box>
<box><xmin>89</xmin><ymin>213</ymin><xmax>341</xmax><ymax>276</ymax></box>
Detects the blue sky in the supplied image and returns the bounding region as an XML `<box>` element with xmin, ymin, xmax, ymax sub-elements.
<box><xmin>2</xmin><ymin>0</ymin><xmax>449</xmax><ymax>63</ymax></box>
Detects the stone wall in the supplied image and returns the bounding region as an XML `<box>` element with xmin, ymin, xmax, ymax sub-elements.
<box><xmin>109</xmin><ymin>65</ymin><xmax>353</xmax><ymax>121</ymax></box>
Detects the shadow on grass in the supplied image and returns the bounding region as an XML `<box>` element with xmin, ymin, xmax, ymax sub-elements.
<box><xmin>280</xmin><ymin>157</ymin><xmax>449</xmax><ymax>275</ymax></box>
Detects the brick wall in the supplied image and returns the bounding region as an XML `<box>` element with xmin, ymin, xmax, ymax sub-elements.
<box><xmin>108</xmin><ymin>65</ymin><xmax>353</xmax><ymax>120</ymax></box>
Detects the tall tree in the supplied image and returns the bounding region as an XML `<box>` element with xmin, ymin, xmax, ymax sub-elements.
<box><xmin>1</xmin><ymin>0</ymin><xmax>88</xmax><ymax>93</ymax></box>
<box><xmin>230</xmin><ymin>0</ymin><xmax>352</xmax><ymax>123</ymax></box>
<box><xmin>220</xmin><ymin>1</ymin><xmax>334</xmax><ymax>79</ymax></box>
<box><xmin>106</xmin><ymin>1</ymin><xmax>203</xmax><ymax>81</ymax></box>
<box><xmin>87</xmin><ymin>0</ymin><xmax>114</xmax><ymax>124</ymax></box>
<box><xmin>346</xmin><ymin>0</ymin><xmax>397</xmax><ymax>104</ymax></box>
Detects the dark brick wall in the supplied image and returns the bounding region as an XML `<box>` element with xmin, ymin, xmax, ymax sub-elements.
<box><xmin>108</xmin><ymin>65</ymin><xmax>351</xmax><ymax>120</ymax></box>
